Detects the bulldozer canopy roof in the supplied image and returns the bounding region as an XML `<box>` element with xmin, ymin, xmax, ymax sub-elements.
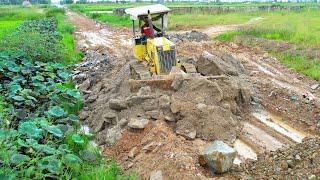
<box><xmin>125</xmin><ymin>4</ymin><xmax>171</xmax><ymax>20</ymax></box>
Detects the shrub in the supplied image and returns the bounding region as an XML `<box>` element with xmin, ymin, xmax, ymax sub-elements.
<box><xmin>45</xmin><ymin>7</ymin><xmax>66</xmax><ymax>18</ymax></box>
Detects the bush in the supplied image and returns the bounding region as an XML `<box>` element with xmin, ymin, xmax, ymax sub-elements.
<box><xmin>45</xmin><ymin>7</ymin><xmax>65</xmax><ymax>18</ymax></box>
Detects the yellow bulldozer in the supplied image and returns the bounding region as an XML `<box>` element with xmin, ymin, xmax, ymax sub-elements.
<box><xmin>125</xmin><ymin>4</ymin><xmax>197</xmax><ymax>90</ymax></box>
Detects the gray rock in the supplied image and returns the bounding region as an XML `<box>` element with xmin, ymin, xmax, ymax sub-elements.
<box><xmin>126</xmin><ymin>95</ymin><xmax>154</xmax><ymax>106</ymax></box>
<box><xmin>171</xmin><ymin>74</ymin><xmax>184</xmax><ymax>90</ymax></box>
<box><xmin>86</xmin><ymin>94</ymin><xmax>98</xmax><ymax>103</ymax></box>
<box><xmin>196</xmin><ymin>51</ymin><xmax>243</xmax><ymax>76</ymax></box>
<box><xmin>164</xmin><ymin>115</ymin><xmax>175</xmax><ymax>122</ymax></box>
<box><xmin>128</xmin><ymin>118</ymin><xmax>149</xmax><ymax>129</ymax></box>
<box><xmin>137</xmin><ymin>86</ymin><xmax>151</xmax><ymax>96</ymax></box>
<box><xmin>200</xmin><ymin>140</ymin><xmax>236</xmax><ymax>173</ymax></box>
<box><xmin>103</xmin><ymin>111</ymin><xmax>118</xmax><ymax>125</ymax></box>
<box><xmin>311</xmin><ymin>84</ymin><xmax>319</xmax><ymax>90</ymax></box>
<box><xmin>128</xmin><ymin>147</ymin><xmax>138</xmax><ymax>158</ymax></box>
<box><xmin>105</xmin><ymin>126</ymin><xmax>122</xmax><ymax>145</ymax></box>
<box><xmin>109</xmin><ymin>99</ymin><xmax>128</xmax><ymax>111</ymax></box>
<box><xmin>118</xmin><ymin>118</ymin><xmax>128</xmax><ymax>128</ymax></box>
<box><xmin>145</xmin><ymin>110</ymin><xmax>163</xmax><ymax>120</ymax></box>
<box><xmin>142</xmin><ymin>99</ymin><xmax>158</xmax><ymax>111</ymax></box>
<box><xmin>78</xmin><ymin>79</ymin><xmax>91</xmax><ymax>91</ymax></box>
<box><xmin>149</xmin><ymin>170</ymin><xmax>163</xmax><ymax>180</ymax></box>
<box><xmin>308</xmin><ymin>174</ymin><xmax>317</xmax><ymax>180</ymax></box>
<box><xmin>159</xmin><ymin>95</ymin><xmax>171</xmax><ymax>109</ymax></box>
<box><xmin>79</xmin><ymin>110</ymin><xmax>89</xmax><ymax>120</ymax></box>
<box><xmin>94</xmin><ymin>120</ymin><xmax>107</xmax><ymax>133</ymax></box>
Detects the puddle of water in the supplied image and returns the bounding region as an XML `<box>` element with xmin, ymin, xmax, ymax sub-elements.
<box><xmin>250</xmin><ymin>61</ymin><xmax>275</xmax><ymax>77</ymax></box>
<box><xmin>90</xmin><ymin>11</ymin><xmax>113</xmax><ymax>14</ymax></box>
<box><xmin>252</xmin><ymin>110</ymin><xmax>308</xmax><ymax>143</ymax></box>
<box><xmin>233</xmin><ymin>139</ymin><xmax>257</xmax><ymax>164</ymax></box>
<box><xmin>243</xmin><ymin>122</ymin><xmax>284</xmax><ymax>151</ymax></box>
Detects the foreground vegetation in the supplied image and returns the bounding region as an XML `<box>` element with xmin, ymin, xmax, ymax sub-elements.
<box><xmin>0</xmin><ymin>6</ymin><xmax>136</xmax><ymax>179</ymax></box>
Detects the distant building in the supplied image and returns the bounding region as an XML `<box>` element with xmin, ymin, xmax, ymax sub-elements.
<box><xmin>22</xmin><ymin>0</ymin><xmax>31</xmax><ymax>6</ymax></box>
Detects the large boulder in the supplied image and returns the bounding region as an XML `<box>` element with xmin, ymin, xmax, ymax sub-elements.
<box><xmin>200</xmin><ymin>140</ymin><xmax>236</xmax><ymax>173</ymax></box>
<box><xmin>196</xmin><ymin>51</ymin><xmax>244</xmax><ymax>76</ymax></box>
<box><xmin>128</xmin><ymin>118</ymin><xmax>149</xmax><ymax>129</ymax></box>
<box><xmin>109</xmin><ymin>99</ymin><xmax>128</xmax><ymax>111</ymax></box>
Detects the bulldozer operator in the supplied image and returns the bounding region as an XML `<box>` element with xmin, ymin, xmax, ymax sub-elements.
<box><xmin>141</xmin><ymin>16</ymin><xmax>161</xmax><ymax>39</ymax></box>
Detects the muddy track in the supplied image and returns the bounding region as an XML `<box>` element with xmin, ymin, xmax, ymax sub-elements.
<box><xmin>67</xmin><ymin>10</ymin><xmax>319</xmax><ymax>179</ymax></box>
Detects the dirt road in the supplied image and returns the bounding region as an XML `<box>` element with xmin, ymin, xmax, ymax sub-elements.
<box><xmin>67</xmin><ymin>11</ymin><xmax>319</xmax><ymax>179</ymax></box>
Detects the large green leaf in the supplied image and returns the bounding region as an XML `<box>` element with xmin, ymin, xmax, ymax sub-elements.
<box><xmin>44</xmin><ymin>125</ymin><xmax>63</xmax><ymax>138</ymax></box>
<box><xmin>8</xmin><ymin>66</ymin><xmax>21</xmax><ymax>73</ymax></box>
<box><xmin>48</xmin><ymin>106</ymin><xmax>65</xmax><ymax>118</ymax></box>
<box><xmin>8</xmin><ymin>84</ymin><xmax>22</xmax><ymax>95</ymax></box>
<box><xmin>66</xmin><ymin>89</ymin><xmax>81</xmax><ymax>100</ymax></box>
<box><xmin>38</xmin><ymin>156</ymin><xmax>61</xmax><ymax>174</ymax></box>
<box><xmin>18</xmin><ymin>121</ymin><xmax>42</xmax><ymax>139</ymax></box>
<box><xmin>57</xmin><ymin>70</ymin><xmax>70</xmax><ymax>80</ymax></box>
<box><xmin>58</xmin><ymin>144</ymin><xmax>72</xmax><ymax>154</ymax></box>
<box><xmin>12</xmin><ymin>96</ymin><xmax>25</xmax><ymax>102</ymax></box>
<box><xmin>79</xmin><ymin>150</ymin><xmax>96</xmax><ymax>162</ymax></box>
<box><xmin>10</xmin><ymin>154</ymin><xmax>30</xmax><ymax>165</ymax></box>
<box><xmin>71</xmin><ymin>134</ymin><xmax>84</xmax><ymax>144</ymax></box>
<box><xmin>34</xmin><ymin>144</ymin><xmax>57</xmax><ymax>155</ymax></box>
<box><xmin>64</xmin><ymin>154</ymin><xmax>82</xmax><ymax>165</ymax></box>
<box><xmin>55</xmin><ymin>83</ymin><xmax>67</xmax><ymax>92</ymax></box>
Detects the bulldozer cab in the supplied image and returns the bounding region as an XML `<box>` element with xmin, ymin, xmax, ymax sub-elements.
<box><xmin>125</xmin><ymin>4</ymin><xmax>180</xmax><ymax>76</ymax></box>
<box><xmin>125</xmin><ymin>4</ymin><xmax>170</xmax><ymax>39</ymax></box>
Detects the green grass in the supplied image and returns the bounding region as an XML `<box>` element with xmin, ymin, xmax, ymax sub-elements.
<box><xmin>215</xmin><ymin>10</ymin><xmax>320</xmax><ymax>80</ymax></box>
<box><xmin>70</xmin><ymin>4</ymin><xmax>260</xmax><ymax>29</ymax></box>
<box><xmin>0</xmin><ymin>7</ymin><xmax>43</xmax><ymax>40</ymax></box>
<box><xmin>89</xmin><ymin>13</ymin><xmax>131</xmax><ymax>27</ymax></box>
<box><xmin>56</xmin><ymin>13</ymin><xmax>83</xmax><ymax>64</ymax></box>
<box><xmin>274</xmin><ymin>53</ymin><xmax>320</xmax><ymax>81</ymax></box>
<box><xmin>216</xmin><ymin>10</ymin><xmax>320</xmax><ymax>46</ymax></box>
<box><xmin>169</xmin><ymin>12</ymin><xmax>257</xmax><ymax>30</ymax></box>
<box><xmin>69</xmin><ymin>2</ymin><xmax>320</xmax><ymax>30</ymax></box>
<box><xmin>0</xmin><ymin>20</ymin><xmax>22</xmax><ymax>39</ymax></box>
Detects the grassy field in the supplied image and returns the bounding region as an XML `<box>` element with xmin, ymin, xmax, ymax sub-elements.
<box><xmin>215</xmin><ymin>10</ymin><xmax>320</xmax><ymax>80</ymax></box>
<box><xmin>69</xmin><ymin>4</ymin><xmax>260</xmax><ymax>29</ymax></box>
<box><xmin>0</xmin><ymin>7</ymin><xmax>42</xmax><ymax>39</ymax></box>
<box><xmin>217</xmin><ymin>10</ymin><xmax>320</xmax><ymax>46</ymax></box>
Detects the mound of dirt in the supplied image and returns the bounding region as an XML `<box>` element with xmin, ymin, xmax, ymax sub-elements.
<box><xmin>78</xmin><ymin>49</ymin><xmax>253</xmax><ymax>146</ymax></box>
<box><xmin>233</xmin><ymin>137</ymin><xmax>320</xmax><ymax>179</ymax></box>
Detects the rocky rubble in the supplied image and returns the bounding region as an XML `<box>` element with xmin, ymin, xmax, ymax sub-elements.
<box><xmin>78</xmin><ymin>49</ymin><xmax>253</xmax><ymax>146</ymax></box>
<box><xmin>72</xmin><ymin>50</ymin><xmax>114</xmax><ymax>85</ymax></box>
<box><xmin>234</xmin><ymin>137</ymin><xmax>320</xmax><ymax>179</ymax></box>
<box><xmin>167</xmin><ymin>30</ymin><xmax>209</xmax><ymax>43</ymax></box>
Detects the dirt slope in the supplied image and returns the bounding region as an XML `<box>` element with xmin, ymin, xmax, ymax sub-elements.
<box><xmin>67</xmin><ymin>11</ymin><xmax>319</xmax><ymax>179</ymax></box>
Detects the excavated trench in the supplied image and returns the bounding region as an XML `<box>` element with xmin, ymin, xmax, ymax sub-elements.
<box><xmin>67</xmin><ymin>10</ymin><xmax>319</xmax><ymax>178</ymax></box>
<box><xmin>234</xmin><ymin>108</ymin><xmax>313</xmax><ymax>165</ymax></box>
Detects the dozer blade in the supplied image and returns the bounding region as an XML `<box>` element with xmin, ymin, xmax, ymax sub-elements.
<box><xmin>129</xmin><ymin>78</ymin><xmax>174</xmax><ymax>92</ymax></box>
<box><xmin>129</xmin><ymin>60</ymin><xmax>201</xmax><ymax>92</ymax></box>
